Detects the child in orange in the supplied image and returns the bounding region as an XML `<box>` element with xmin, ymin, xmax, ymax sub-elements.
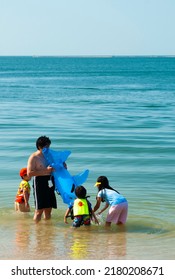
<box><xmin>15</xmin><ymin>168</ymin><xmax>31</xmax><ymax>212</ymax></box>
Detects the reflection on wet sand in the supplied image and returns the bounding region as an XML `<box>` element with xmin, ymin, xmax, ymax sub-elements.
<box><xmin>1</xmin><ymin>210</ymin><xmax>174</xmax><ymax>260</ymax></box>
<box><xmin>13</xmin><ymin>213</ymin><xmax>32</xmax><ymax>259</ymax></box>
<box><xmin>32</xmin><ymin>220</ymin><xmax>58</xmax><ymax>259</ymax></box>
<box><xmin>15</xmin><ymin>219</ymin><xmax>31</xmax><ymax>254</ymax></box>
<box><xmin>13</xmin><ymin>214</ymin><xmax>58</xmax><ymax>259</ymax></box>
<box><xmin>64</xmin><ymin>225</ymin><xmax>127</xmax><ymax>260</ymax></box>
<box><xmin>11</xmin><ymin>213</ymin><xmax>128</xmax><ymax>260</ymax></box>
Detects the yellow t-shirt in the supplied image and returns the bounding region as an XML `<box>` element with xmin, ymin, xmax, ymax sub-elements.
<box><xmin>16</xmin><ymin>180</ymin><xmax>31</xmax><ymax>196</ymax></box>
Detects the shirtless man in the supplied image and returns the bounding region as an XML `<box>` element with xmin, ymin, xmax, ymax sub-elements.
<box><xmin>27</xmin><ymin>136</ymin><xmax>57</xmax><ymax>222</ymax></box>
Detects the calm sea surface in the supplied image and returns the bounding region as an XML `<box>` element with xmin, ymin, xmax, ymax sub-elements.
<box><xmin>0</xmin><ymin>56</ymin><xmax>175</xmax><ymax>260</ymax></box>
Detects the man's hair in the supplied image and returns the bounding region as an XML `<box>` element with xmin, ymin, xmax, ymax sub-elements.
<box><xmin>36</xmin><ymin>136</ymin><xmax>51</xmax><ymax>150</ymax></box>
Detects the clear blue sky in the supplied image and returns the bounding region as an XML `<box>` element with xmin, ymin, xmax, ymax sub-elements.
<box><xmin>0</xmin><ymin>0</ymin><xmax>175</xmax><ymax>56</ymax></box>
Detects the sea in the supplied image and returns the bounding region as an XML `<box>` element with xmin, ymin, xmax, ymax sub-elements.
<box><xmin>0</xmin><ymin>56</ymin><xmax>175</xmax><ymax>260</ymax></box>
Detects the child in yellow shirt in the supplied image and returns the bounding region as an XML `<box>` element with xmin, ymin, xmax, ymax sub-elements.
<box><xmin>15</xmin><ymin>167</ymin><xmax>31</xmax><ymax>212</ymax></box>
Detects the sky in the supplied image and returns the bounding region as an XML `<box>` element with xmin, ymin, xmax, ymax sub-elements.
<box><xmin>0</xmin><ymin>0</ymin><xmax>175</xmax><ymax>56</ymax></box>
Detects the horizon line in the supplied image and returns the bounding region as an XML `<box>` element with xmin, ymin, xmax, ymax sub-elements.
<box><xmin>0</xmin><ymin>54</ymin><xmax>175</xmax><ymax>58</ymax></box>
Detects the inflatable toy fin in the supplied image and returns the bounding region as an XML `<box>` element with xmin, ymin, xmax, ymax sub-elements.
<box><xmin>73</xmin><ymin>169</ymin><xmax>89</xmax><ymax>186</ymax></box>
<box><xmin>42</xmin><ymin>148</ymin><xmax>89</xmax><ymax>205</ymax></box>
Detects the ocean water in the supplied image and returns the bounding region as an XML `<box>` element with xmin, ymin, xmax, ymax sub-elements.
<box><xmin>0</xmin><ymin>56</ymin><xmax>175</xmax><ymax>260</ymax></box>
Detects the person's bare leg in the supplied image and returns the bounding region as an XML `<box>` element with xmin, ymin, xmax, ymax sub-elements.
<box><xmin>14</xmin><ymin>202</ymin><xmax>19</xmax><ymax>211</ymax></box>
<box><xmin>117</xmin><ymin>221</ymin><xmax>123</xmax><ymax>225</ymax></box>
<box><xmin>33</xmin><ymin>209</ymin><xmax>43</xmax><ymax>223</ymax></box>
<box><xmin>19</xmin><ymin>203</ymin><xmax>30</xmax><ymax>212</ymax></box>
<box><xmin>44</xmin><ymin>208</ymin><xmax>52</xmax><ymax>220</ymax></box>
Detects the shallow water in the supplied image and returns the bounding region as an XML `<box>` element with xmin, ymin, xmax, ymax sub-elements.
<box><xmin>1</xmin><ymin>207</ymin><xmax>175</xmax><ymax>260</ymax></box>
<box><xmin>0</xmin><ymin>56</ymin><xmax>175</xmax><ymax>259</ymax></box>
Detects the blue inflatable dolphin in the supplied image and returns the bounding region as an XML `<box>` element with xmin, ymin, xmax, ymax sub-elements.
<box><xmin>42</xmin><ymin>147</ymin><xmax>89</xmax><ymax>205</ymax></box>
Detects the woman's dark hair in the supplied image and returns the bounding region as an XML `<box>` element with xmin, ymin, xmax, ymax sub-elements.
<box><xmin>96</xmin><ymin>176</ymin><xmax>120</xmax><ymax>193</ymax></box>
<box><xmin>36</xmin><ymin>136</ymin><xmax>51</xmax><ymax>150</ymax></box>
<box><xmin>75</xmin><ymin>186</ymin><xmax>87</xmax><ymax>199</ymax></box>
